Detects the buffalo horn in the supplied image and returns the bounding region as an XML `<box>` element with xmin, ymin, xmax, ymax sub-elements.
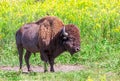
<box><xmin>62</xmin><ymin>26</ymin><xmax>68</xmax><ymax>36</ymax></box>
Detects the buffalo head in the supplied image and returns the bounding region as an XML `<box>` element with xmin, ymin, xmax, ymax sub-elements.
<box><xmin>61</xmin><ymin>24</ymin><xmax>80</xmax><ymax>55</ymax></box>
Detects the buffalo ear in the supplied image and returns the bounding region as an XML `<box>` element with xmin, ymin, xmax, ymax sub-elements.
<box><xmin>63</xmin><ymin>36</ymin><xmax>67</xmax><ymax>40</ymax></box>
<box><xmin>59</xmin><ymin>36</ymin><xmax>68</xmax><ymax>45</ymax></box>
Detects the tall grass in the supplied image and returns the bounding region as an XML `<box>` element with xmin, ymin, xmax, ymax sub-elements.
<box><xmin>0</xmin><ymin>0</ymin><xmax>120</xmax><ymax>80</ymax></box>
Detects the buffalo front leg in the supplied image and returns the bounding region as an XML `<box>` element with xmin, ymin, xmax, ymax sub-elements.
<box><xmin>24</xmin><ymin>50</ymin><xmax>32</xmax><ymax>72</ymax></box>
<box><xmin>49</xmin><ymin>58</ymin><xmax>55</xmax><ymax>72</ymax></box>
<box><xmin>40</xmin><ymin>53</ymin><xmax>49</xmax><ymax>72</ymax></box>
<box><xmin>44</xmin><ymin>62</ymin><xmax>48</xmax><ymax>72</ymax></box>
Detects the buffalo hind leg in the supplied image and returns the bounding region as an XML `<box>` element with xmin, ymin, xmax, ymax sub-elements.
<box><xmin>24</xmin><ymin>50</ymin><xmax>32</xmax><ymax>72</ymax></box>
<box><xmin>17</xmin><ymin>45</ymin><xmax>23</xmax><ymax>71</ymax></box>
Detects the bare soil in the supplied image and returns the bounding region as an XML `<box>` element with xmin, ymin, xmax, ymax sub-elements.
<box><xmin>0</xmin><ymin>64</ymin><xmax>85</xmax><ymax>73</ymax></box>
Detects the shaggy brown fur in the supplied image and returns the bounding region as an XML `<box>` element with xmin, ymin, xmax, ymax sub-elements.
<box><xmin>35</xmin><ymin>16</ymin><xmax>64</xmax><ymax>50</ymax></box>
<box><xmin>16</xmin><ymin>16</ymin><xmax>80</xmax><ymax>72</ymax></box>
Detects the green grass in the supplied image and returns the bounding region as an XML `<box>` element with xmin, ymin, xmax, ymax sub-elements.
<box><xmin>0</xmin><ymin>70</ymin><xmax>120</xmax><ymax>81</ymax></box>
<box><xmin>0</xmin><ymin>0</ymin><xmax>120</xmax><ymax>80</ymax></box>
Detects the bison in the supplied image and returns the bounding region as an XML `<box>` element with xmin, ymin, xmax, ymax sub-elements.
<box><xmin>16</xmin><ymin>16</ymin><xmax>80</xmax><ymax>72</ymax></box>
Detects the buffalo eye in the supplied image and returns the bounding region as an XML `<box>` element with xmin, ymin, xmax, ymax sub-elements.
<box><xmin>68</xmin><ymin>37</ymin><xmax>74</xmax><ymax>41</ymax></box>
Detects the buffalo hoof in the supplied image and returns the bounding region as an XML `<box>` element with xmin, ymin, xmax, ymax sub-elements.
<box><xmin>28</xmin><ymin>68</ymin><xmax>33</xmax><ymax>72</ymax></box>
<box><xmin>50</xmin><ymin>68</ymin><xmax>55</xmax><ymax>72</ymax></box>
<box><xmin>19</xmin><ymin>69</ymin><xmax>23</xmax><ymax>72</ymax></box>
<box><xmin>18</xmin><ymin>69</ymin><xmax>23</xmax><ymax>74</ymax></box>
<box><xmin>50</xmin><ymin>70</ymin><xmax>54</xmax><ymax>72</ymax></box>
<box><xmin>44</xmin><ymin>70</ymin><xmax>48</xmax><ymax>73</ymax></box>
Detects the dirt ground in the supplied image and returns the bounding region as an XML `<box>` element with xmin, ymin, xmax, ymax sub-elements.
<box><xmin>0</xmin><ymin>64</ymin><xmax>85</xmax><ymax>73</ymax></box>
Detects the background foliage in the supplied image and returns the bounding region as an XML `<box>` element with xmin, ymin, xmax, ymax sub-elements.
<box><xmin>0</xmin><ymin>0</ymin><xmax>120</xmax><ymax>80</ymax></box>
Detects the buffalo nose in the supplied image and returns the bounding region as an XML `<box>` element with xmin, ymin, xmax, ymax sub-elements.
<box><xmin>75</xmin><ymin>47</ymin><xmax>80</xmax><ymax>51</ymax></box>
